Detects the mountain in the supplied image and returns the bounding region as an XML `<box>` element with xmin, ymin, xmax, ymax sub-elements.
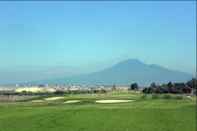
<box><xmin>38</xmin><ymin>59</ymin><xmax>192</xmax><ymax>86</ymax></box>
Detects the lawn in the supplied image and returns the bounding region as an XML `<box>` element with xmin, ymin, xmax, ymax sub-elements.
<box><xmin>0</xmin><ymin>92</ymin><xmax>196</xmax><ymax>131</ymax></box>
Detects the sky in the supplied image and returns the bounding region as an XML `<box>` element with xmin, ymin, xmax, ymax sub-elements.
<box><xmin>0</xmin><ymin>1</ymin><xmax>196</xmax><ymax>76</ymax></box>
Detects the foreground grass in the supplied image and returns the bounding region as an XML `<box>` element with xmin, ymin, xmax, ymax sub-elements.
<box><xmin>0</xmin><ymin>92</ymin><xmax>196</xmax><ymax>131</ymax></box>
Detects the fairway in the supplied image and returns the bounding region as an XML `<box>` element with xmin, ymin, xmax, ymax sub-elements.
<box><xmin>0</xmin><ymin>92</ymin><xmax>196</xmax><ymax>131</ymax></box>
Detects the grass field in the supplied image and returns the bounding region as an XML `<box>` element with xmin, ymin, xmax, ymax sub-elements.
<box><xmin>0</xmin><ymin>92</ymin><xmax>196</xmax><ymax>131</ymax></box>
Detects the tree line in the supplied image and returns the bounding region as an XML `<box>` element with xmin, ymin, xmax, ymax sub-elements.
<box><xmin>141</xmin><ymin>78</ymin><xmax>196</xmax><ymax>94</ymax></box>
<box><xmin>128</xmin><ymin>78</ymin><xmax>196</xmax><ymax>95</ymax></box>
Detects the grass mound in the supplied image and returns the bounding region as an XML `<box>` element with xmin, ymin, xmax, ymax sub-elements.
<box><xmin>44</xmin><ymin>97</ymin><xmax>65</xmax><ymax>101</ymax></box>
<box><xmin>95</xmin><ymin>99</ymin><xmax>134</xmax><ymax>103</ymax></box>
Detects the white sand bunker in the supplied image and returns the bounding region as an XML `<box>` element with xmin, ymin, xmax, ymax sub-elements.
<box><xmin>45</xmin><ymin>97</ymin><xmax>65</xmax><ymax>101</ymax></box>
<box><xmin>31</xmin><ymin>100</ymin><xmax>45</xmax><ymax>103</ymax></box>
<box><xmin>95</xmin><ymin>100</ymin><xmax>133</xmax><ymax>104</ymax></box>
<box><xmin>186</xmin><ymin>96</ymin><xmax>192</xmax><ymax>100</ymax></box>
<box><xmin>64</xmin><ymin>100</ymin><xmax>81</xmax><ymax>104</ymax></box>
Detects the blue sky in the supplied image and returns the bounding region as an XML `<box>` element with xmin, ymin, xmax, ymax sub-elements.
<box><xmin>0</xmin><ymin>1</ymin><xmax>196</xmax><ymax>75</ymax></box>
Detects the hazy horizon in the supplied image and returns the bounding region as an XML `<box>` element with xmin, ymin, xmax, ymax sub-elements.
<box><xmin>0</xmin><ymin>1</ymin><xmax>196</xmax><ymax>83</ymax></box>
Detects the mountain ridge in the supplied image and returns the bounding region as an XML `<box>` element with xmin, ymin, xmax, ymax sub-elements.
<box><xmin>33</xmin><ymin>59</ymin><xmax>192</xmax><ymax>86</ymax></box>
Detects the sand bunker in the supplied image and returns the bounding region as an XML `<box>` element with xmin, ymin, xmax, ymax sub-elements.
<box><xmin>45</xmin><ymin>97</ymin><xmax>65</xmax><ymax>101</ymax></box>
<box><xmin>186</xmin><ymin>96</ymin><xmax>192</xmax><ymax>100</ymax></box>
<box><xmin>95</xmin><ymin>100</ymin><xmax>133</xmax><ymax>103</ymax></box>
<box><xmin>64</xmin><ymin>100</ymin><xmax>81</xmax><ymax>104</ymax></box>
<box><xmin>31</xmin><ymin>100</ymin><xmax>45</xmax><ymax>103</ymax></box>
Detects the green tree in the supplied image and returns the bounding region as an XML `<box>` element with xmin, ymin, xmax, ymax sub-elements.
<box><xmin>129</xmin><ymin>83</ymin><xmax>138</xmax><ymax>90</ymax></box>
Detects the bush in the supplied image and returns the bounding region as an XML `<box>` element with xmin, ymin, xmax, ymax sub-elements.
<box><xmin>152</xmin><ymin>94</ymin><xmax>159</xmax><ymax>99</ymax></box>
<box><xmin>163</xmin><ymin>94</ymin><xmax>172</xmax><ymax>99</ymax></box>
